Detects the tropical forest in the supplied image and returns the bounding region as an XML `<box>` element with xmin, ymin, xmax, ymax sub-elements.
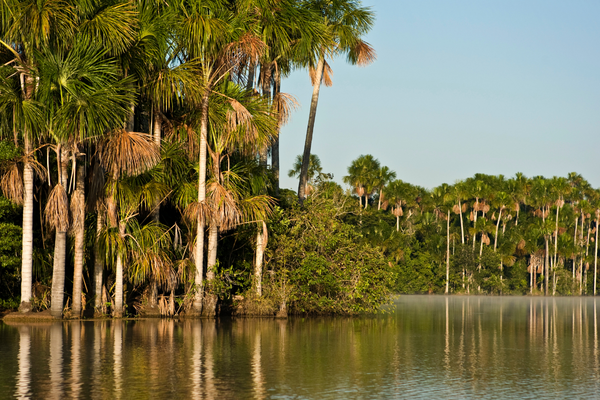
<box><xmin>0</xmin><ymin>0</ymin><xmax>598</xmax><ymax>322</ymax></box>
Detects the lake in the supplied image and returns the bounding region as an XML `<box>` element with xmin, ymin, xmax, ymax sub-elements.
<box><xmin>1</xmin><ymin>296</ymin><xmax>599</xmax><ymax>399</ymax></box>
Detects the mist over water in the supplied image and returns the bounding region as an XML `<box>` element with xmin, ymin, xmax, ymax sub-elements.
<box><xmin>1</xmin><ymin>296</ymin><xmax>599</xmax><ymax>399</ymax></box>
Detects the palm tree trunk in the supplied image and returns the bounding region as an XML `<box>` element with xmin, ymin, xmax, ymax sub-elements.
<box><xmin>554</xmin><ymin>205</ymin><xmax>560</xmax><ymax>276</ymax></box>
<box><xmin>93</xmin><ymin>211</ymin><xmax>104</xmax><ymax>314</ymax></box>
<box><xmin>114</xmin><ymin>221</ymin><xmax>126</xmax><ymax>318</ymax></box>
<box><xmin>445</xmin><ymin>210</ymin><xmax>450</xmax><ymax>294</ymax></box>
<box><xmin>72</xmin><ymin>162</ymin><xmax>86</xmax><ymax>316</ymax></box>
<box><xmin>193</xmin><ymin>91</ymin><xmax>210</xmax><ymax>314</ymax></box>
<box><xmin>272</xmin><ymin>68</ymin><xmax>281</xmax><ymax>196</ymax></box>
<box><xmin>298</xmin><ymin>56</ymin><xmax>324</xmax><ymax>203</ymax></box>
<box><xmin>545</xmin><ymin>237</ymin><xmax>549</xmax><ymax>295</ymax></box>
<box><xmin>207</xmin><ymin>223</ymin><xmax>218</xmax><ymax>279</ymax></box>
<box><xmin>259</xmin><ymin>63</ymin><xmax>270</xmax><ymax>166</ymax></box>
<box><xmin>494</xmin><ymin>208</ymin><xmax>503</xmax><ymax>251</ymax></box>
<box><xmin>594</xmin><ymin>212</ymin><xmax>598</xmax><ymax>295</ymax></box>
<box><xmin>152</xmin><ymin>108</ymin><xmax>162</xmax><ymax>222</ymax></box>
<box><xmin>19</xmin><ymin>135</ymin><xmax>34</xmax><ymax>312</ymax></box>
<box><xmin>51</xmin><ymin>230</ymin><xmax>67</xmax><ymax>318</ymax></box>
<box><xmin>50</xmin><ymin>150</ymin><xmax>69</xmax><ymax>319</ymax></box>
<box><xmin>255</xmin><ymin>224</ymin><xmax>265</xmax><ymax>297</ymax></box>
<box><xmin>458</xmin><ymin>200</ymin><xmax>465</xmax><ymax>244</ymax></box>
<box><xmin>396</xmin><ymin>215</ymin><xmax>400</xmax><ymax>232</ymax></box>
<box><xmin>472</xmin><ymin>200</ymin><xmax>478</xmax><ymax>250</ymax></box>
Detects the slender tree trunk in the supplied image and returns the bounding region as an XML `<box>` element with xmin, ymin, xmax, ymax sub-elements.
<box><xmin>50</xmin><ymin>150</ymin><xmax>69</xmax><ymax>319</ymax></box>
<box><xmin>458</xmin><ymin>200</ymin><xmax>465</xmax><ymax>244</ymax></box>
<box><xmin>193</xmin><ymin>91</ymin><xmax>210</xmax><ymax>314</ymax></box>
<box><xmin>207</xmin><ymin>223</ymin><xmax>218</xmax><ymax>278</ymax></box>
<box><xmin>259</xmin><ymin>63</ymin><xmax>270</xmax><ymax>166</ymax></box>
<box><xmin>472</xmin><ymin>200</ymin><xmax>478</xmax><ymax>250</ymax></box>
<box><xmin>298</xmin><ymin>56</ymin><xmax>324</xmax><ymax>203</ymax></box>
<box><xmin>494</xmin><ymin>207</ymin><xmax>503</xmax><ymax>251</ymax></box>
<box><xmin>255</xmin><ymin>223</ymin><xmax>265</xmax><ymax>297</ymax></box>
<box><xmin>545</xmin><ymin>237</ymin><xmax>549</xmax><ymax>296</ymax></box>
<box><xmin>272</xmin><ymin>68</ymin><xmax>281</xmax><ymax>196</ymax></box>
<box><xmin>114</xmin><ymin>223</ymin><xmax>125</xmax><ymax>319</ymax></box>
<box><xmin>554</xmin><ymin>205</ymin><xmax>560</xmax><ymax>276</ymax></box>
<box><xmin>595</xmin><ymin>212</ymin><xmax>598</xmax><ymax>295</ymax></box>
<box><xmin>51</xmin><ymin>231</ymin><xmax>67</xmax><ymax>318</ymax></box>
<box><xmin>93</xmin><ymin>211</ymin><xmax>104</xmax><ymax>314</ymax></box>
<box><xmin>19</xmin><ymin>135</ymin><xmax>34</xmax><ymax>312</ymax></box>
<box><xmin>445</xmin><ymin>210</ymin><xmax>450</xmax><ymax>294</ymax></box>
<box><xmin>72</xmin><ymin>162</ymin><xmax>86</xmax><ymax>316</ymax></box>
<box><xmin>396</xmin><ymin>215</ymin><xmax>399</xmax><ymax>232</ymax></box>
<box><xmin>152</xmin><ymin>108</ymin><xmax>162</xmax><ymax>222</ymax></box>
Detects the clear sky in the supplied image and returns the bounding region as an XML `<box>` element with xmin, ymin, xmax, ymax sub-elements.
<box><xmin>278</xmin><ymin>0</ymin><xmax>600</xmax><ymax>192</ymax></box>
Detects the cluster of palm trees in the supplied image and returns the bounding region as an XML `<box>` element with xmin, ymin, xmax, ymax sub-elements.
<box><xmin>344</xmin><ymin>155</ymin><xmax>600</xmax><ymax>296</ymax></box>
<box><xmin>0</xmin><ymin>0</ymin><xmax>375</xmax><ymax>318</ymax></box>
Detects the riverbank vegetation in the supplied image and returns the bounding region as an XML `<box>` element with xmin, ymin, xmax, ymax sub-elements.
<box><xmin>1</xmin><ymin>0</ymin><xmax>597</xmax><ymax>320</ymax></box>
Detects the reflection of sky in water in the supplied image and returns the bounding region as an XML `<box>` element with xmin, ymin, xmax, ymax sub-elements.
<box><xmin>1</xmin><ymin>296</ymin><xmax>599</xmax><ymax>399</ymax></box>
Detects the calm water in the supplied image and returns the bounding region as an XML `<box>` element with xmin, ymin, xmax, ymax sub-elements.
<box><xmin>1</xmin><ymin>296</ymin><xmax>600</xmax><ymax>399</ymax></box>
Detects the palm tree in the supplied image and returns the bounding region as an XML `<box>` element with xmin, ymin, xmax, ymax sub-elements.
<box><xmin>176</xmin><ymin>0</ymin><xmax>266</xmax><ymax>315</ymax></box>
<box><xmin>0</xmin><ymin>0</ymin><xmax>74</xmax><ymax>313</ymax></box>
<box><xmin>374</xmin><ymin>165</ymin><xmax>396</xmax><ymax>210</ymax></box>
<box><xmin>431</xmin><ymin>183</ymin><xmax>452</xmax><ymax>293</ymax></box>
<box><xmin>288</xmin><ymin>153</ymin><xmax>328</xmax><ymax>195</ymax></box>
<box><xmin>297</xmin><ymin>0</ymin><xmax>375</xmax><ymax>203</ymax></box>
<box><xmin>343</xmin><ymin>154</ymin><xmax>379</xmax><ymax>208</ymax></box>
<box><xmin>98</xmin><ymin>129</ymin><xmax>160</xmax><ymax>317</ymax></box>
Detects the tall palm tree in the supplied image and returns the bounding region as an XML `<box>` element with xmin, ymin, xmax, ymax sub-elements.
<box><xmin>176</xmin><ymin>0</ymin><xmax>266</xmax><ymax>315</ymax></box>
<box><xmin>343</xmin><ymin>154</ymin><xmax>379</xmax><ymax>208</ymax></box>
<box><xmin>374</xmin><ymin>165</ymin><xmax>396</xmax><ymax>210</ymax></box>
<box><xmin>297</xmin><ymin>0</ymin><xmax>375</xmax><ymax>203</ymax></box>
<box><xmin>0</xmin><ymin>0</ymin><xmax>74</xmax><ymax>313</ymax></box>
<box><xmin>98</xmin><ymin>128</ymin><xmax>160</xmax><ymax>317</ymax></box>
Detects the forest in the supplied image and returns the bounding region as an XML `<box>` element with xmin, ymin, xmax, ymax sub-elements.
<box><xmin>0</xmin><ymin>0</ymin><xmax>598</xmax><ymax>321</ymax></box>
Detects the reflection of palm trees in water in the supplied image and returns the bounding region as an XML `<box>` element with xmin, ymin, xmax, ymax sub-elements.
<box><xmin>50</xmin><ymin>323</ymin><xmax>63</xmax><ymax>400</ymax></box>
<box><xmin>252</xmin><ymin>328</ymin><xmax>265</xmax><ymax>400</ymax></box>
<box><xmin>113</xmin><ymin>321</ymin><xmax>123</xmax><ymax>400</ymax></box>
<box><xmin>16</xmin><ymin>325</ymin><xmax>31</xmax><ymax>399</ymax></box>
<box><xmin>70</xmin><ymin>322</ymin><xmax>82</xmax><ymax>398</ymax></box>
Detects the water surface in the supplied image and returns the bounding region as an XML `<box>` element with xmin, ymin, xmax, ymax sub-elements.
<box><xmin>1</xmin><ymin>296</ymin><xmax>599</xmax><ymax>399</ymax></box>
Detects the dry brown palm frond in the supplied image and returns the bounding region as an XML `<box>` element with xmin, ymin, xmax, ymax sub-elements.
<box><xmin>207</xmin><ymin>181</ymin><xmax>241</xmax><ymax>232</ymax></box>
<box><xmin>98</xmin><ymin>129</ymin><xmax>160</xmax><ymax>179</ymax></box>
<box><xmin>69</xmin><ymin>191</ymin><xmax>85</xmax><ymax>235</ymax></box>
<box><xmin>227</xmin><ymin>98</ymin><xmax>254</xmax><ymax>133</ymax></box>
<box><xmin>556</xmin><ymin>199</ymin><xmax>565</xmax><ymax>208</ymax></box>
<box><xmin>183</xmin><ymin>201</ymin><xmax>212</xmax><ymax>227</ymax></box>
<box><xmin>482</xmin><ymin>203</ymin><xmax>490</xmax><ymax>213</ymax></box>
<box><xmin>393</xmin><ymin>206</ymin><xmax>403</xmax><ymax>217</ymax></box>
<box><xmin>272</xmin><ymin>92</ymin><xmax>299</xmax><ymax>126</ymax></box>
<box><xmin>1</xmin><ymin>162</ymin><xmax>23</xmax><ymax>205</ymax></box>
<box><xmin>222</xmin><ymin>32</ymin><xmax>266</xmax><ymax>72</ymax></box>
<box><xmin>309</xmin><ymin>61</ymin><xmax>334</xmax><ymax>87</ymax></box>
<box><xmin>353</xmin><ymin>40</ymin><xmax>377</xmax><ymax>67</ymax></box>
<box><xmin>513</xmin><ymin>202</ymin><xmax>520</xmax><ymax>212</ymax></box>
<box><xmin>452</xmin><ymin>204</ymin><xmax>461</xmax><ymax>214</ymax></box>
<box><xmin>469</xmin><ymin>211</ymin><xmax>474</xmax><ymax>221</ymax></box>
<box><xmin>381</xmin><ymin>200</ymin><xmax>389</xmax><ymax>210</ymax></box>
<box><xmin>517</xmin><ymin>238</ymin><xmax>526</xmax><ymax>250</ymax></box>
<box><xmin>45</xmin><ymin>184</ymin><xmax>70</xmax><ymax>232</ymax></box>
<box><xmin>462</xmin><ymin>203</ymin><xmax>468</xmax><ymax>213</ymax></box>
<box><xmin>482</xmin><ymin>233</ymin><xmax>490</xmax><ymax>246</ymax></box>
<box><xmin>356</xmin><ymin>186</ymin><xmax>365</xmax><ymax>196</ymax></box>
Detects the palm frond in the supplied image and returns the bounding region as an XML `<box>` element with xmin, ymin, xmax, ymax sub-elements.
<box><xmin>98</xmin><ymin>129</ymin><xmax>160</xmax><ymax>179</ymax></box>
<box><xmin>45</xmin><ymin>183</ymin><xmax>69</xmax><ymax>231</ymax></box>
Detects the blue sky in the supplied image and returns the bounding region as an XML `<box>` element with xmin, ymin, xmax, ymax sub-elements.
<box><xmin>278</xmin><ymin>0</ymin><xmax>600</xmax><ymax>191</ymax></box>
